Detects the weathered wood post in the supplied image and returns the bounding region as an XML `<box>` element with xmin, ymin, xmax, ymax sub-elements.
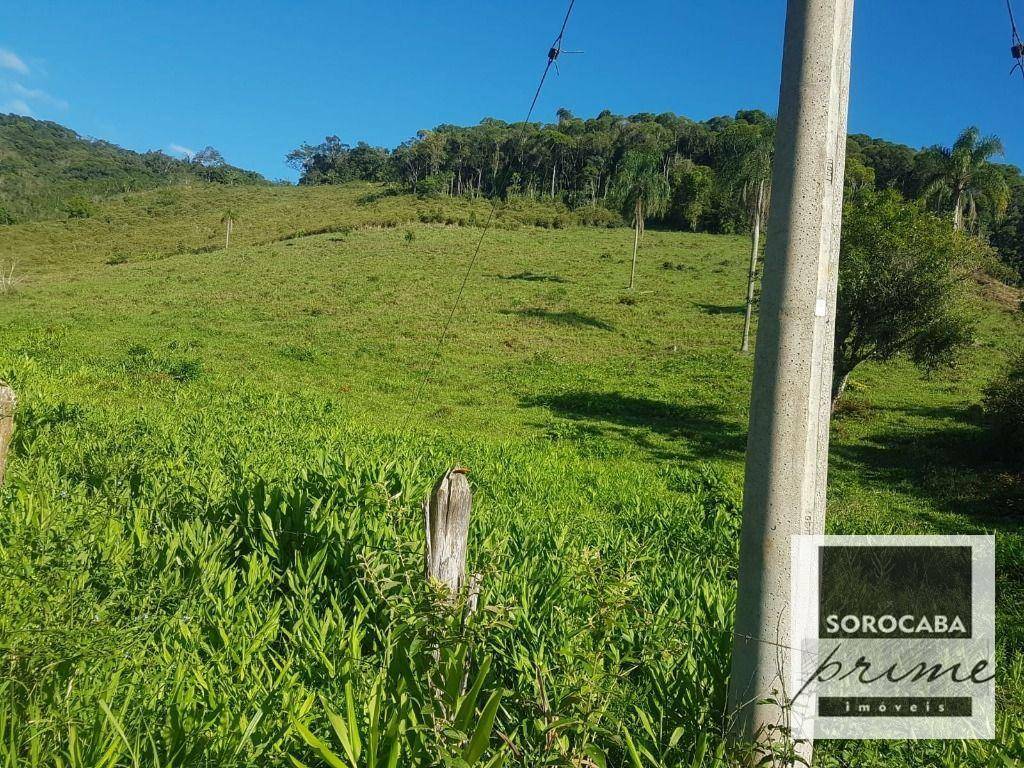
<box><xmin>0</xmin><ymin>383</ymin><xmax>16</xmax><ymax>486</ymax></box>
<box><xmin>424</xmin><ymin>467</ymin><xmax>473</xmax><ymax>596</ymax></box>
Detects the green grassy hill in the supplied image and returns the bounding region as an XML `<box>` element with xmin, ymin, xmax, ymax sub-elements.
<box><xmin>0</xmin><ymin>114</ymin><xmax>265</xmax><ymax>222</ymax></box>
<box><xmin>0</xmin><ymin>183</ymin><xmax>1021</xmax><ymax>766</ymax></box>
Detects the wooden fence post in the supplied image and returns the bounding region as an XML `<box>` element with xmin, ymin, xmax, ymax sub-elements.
<box><xmin>0</xmin><ymin>384</ymin><xmax>15</xmax><ymax>486</ymax></box>
<box><xmin>424</xmin><ymin>467</ymin><xmax>472</xmax><ymax>596</ymax></box>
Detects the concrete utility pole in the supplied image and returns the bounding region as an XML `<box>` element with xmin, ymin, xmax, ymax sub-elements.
<box><xmin>727</xmin><ymin>0</ymin><xmax>854</xmax><ymax>762</ymax></box>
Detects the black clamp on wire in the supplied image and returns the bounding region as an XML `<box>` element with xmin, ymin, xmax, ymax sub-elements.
<box><xmin>1009</xmin><ymin>0</ymin><xmax>1024</xmax><ymax>78</ymax></box>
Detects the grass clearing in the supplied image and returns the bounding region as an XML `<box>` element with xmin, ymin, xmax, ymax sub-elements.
<box><xmin>0</xmin><ymin>183</ymin><xmax>1021</xmax><ymax>765</ymax></box>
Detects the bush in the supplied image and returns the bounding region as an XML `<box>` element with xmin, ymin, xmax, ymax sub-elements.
<box><xmin>984</xmin><ymin>352</ymin><xmax>1024</xmax><ymax>456</ymax></box>
<box><xmin>62</xmin><ymin>195</ymin><xmax>96</xmax><ymax>219</ymax></box>
<box><xmin>415</xmin><ymin>173</ymin><xmax>453</xmax><ymax>198</ymax></box>
<box><xmin>573</xmin><ymin>204</ymin><xmax>624</xmax><ymax>228</ymax></box>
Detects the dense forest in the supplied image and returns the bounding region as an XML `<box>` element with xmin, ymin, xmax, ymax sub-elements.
<box><xmin>287</xmin><ymin>108</ymin><xmax>1024</xmax><ymax>280</ymax></box>
<box><xmin>0</xmin><ymin>115</ymin><xmax>265</xmax><ymax>222</ymax></box>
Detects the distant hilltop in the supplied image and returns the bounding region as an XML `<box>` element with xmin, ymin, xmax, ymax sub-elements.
<box><xmin>0</xmin><ymin>114</ymin><xmax>266</xmax><ymax>223</ymax></box>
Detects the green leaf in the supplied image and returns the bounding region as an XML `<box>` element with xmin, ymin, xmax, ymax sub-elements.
<box><xmin>622</xmin><ymin>729</ymin><xmax>645</xmax><ymax>768</ymax></box>
<box><xmin>98</xmin><ymin>700</ymin><xmax>136</xmax><ymax>766</ymax></box>
<box><xmin>462</xmin><ymin>689</ymin><xmax>503</xmax><ymax>766</ymax></box>
<box><xmin>454</xmin><ymin>656</ymin><xmax>492</xmax><ymax>732</ymax></box>
<box><xmin>293</xmin><ymin>721</ymin><xmax>347</xmax><ymax>768</ymax></box>
<box><xmin>443</xmin><ymin>643</ymin><xmax>469</xmax><ymax>708</ymax></box>
<box><xmin>688</xmin><ymin>732</ymin><xmax>708</xmax><ymax>767</ymax></box>
<box><xmin>583</xmin><ymin>744</ymin><xmax>607</xmax><ymax>768</ymax></box>
<box><xmin>345</xmin><ymin>682</ymin><xmax>362</xmax><ymax>763</ymax></box>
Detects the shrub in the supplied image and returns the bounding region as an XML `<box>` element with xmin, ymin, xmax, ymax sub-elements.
<box><xmin>573</xmin><ymin>204</ymin><xmax>624</xmax><ymax>228</ymax></box>
<box><xmin>62</xmin><ymin>195</ymin><xmax>96</xmax><ymax>219</ymax></box>
<box><xmin>984</xmin><ymin>352</ymin><xmax>1024</xmax><ymax>456</ymax></box>
<box><xmin>415</xmin><ymin>173</ymin><xmax>453</xmax><ymax>198</ymax></box>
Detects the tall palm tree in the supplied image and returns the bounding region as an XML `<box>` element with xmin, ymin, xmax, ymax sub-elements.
<box><xmin>221</xmin><ymin>208</ymin><xmax>237</xmax><ymax>249</ymax></box>
<box><xmin>610</xmin><ymin>150</ymin><xmax>670</xmax><ymax>290</ymax></box>
<box><xmin>922</xmin><ymin>126</ymin><xmax>1008</xmax><ymax>233</ymax></box>
<box><xmin>723</xmin><ymin>122</ymin><xmax>775</xmax><ymax>353</ymax></box>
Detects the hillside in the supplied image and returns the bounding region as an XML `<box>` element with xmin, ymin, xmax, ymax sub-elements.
<box><xmin>0</xmin><ymin>114</ymin><xmax>265</xmax><ymax>223</ymax></box>
<box><xmin>0</xmin><ymin>184</ymin><xmax>1021</xmax><ymax>766</ymax></box>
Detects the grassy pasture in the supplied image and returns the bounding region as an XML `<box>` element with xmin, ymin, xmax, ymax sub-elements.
<box><xmin>0</xmin><ymin>183</ymin><xmax>1021</xmax><ymax>766</ymax></box>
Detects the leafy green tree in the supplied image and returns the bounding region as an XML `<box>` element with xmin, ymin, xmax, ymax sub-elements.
<box><xmin>847</xmin><ymin>133</ymin><xmax>915</xmax><ymax>191</ymax></box>
<box><xmin>192</xmin><ymin>146</ymin><xmax>225</xmax><ymax>168</ymax></box>
<box><xmin>921</xmin><ymin>127</ymin><xmax>1009</xmax><ymax>233</ymax></box>
<box><xmin>610</xmin><ymin>150</ymin><xmax>670</xmax><ymax>290</ymax></box>
<box><xmin>721</xmin><ymin>121</ymin><xmax>775</xmax><ymax>352</ymax></box>
<box><xmin>668</xmin><ymin>159</ymin><xmax>714</xmax><ymax>231</ymax></box>
<box><xmin>844</xmin><ymin>153</ymin><xmax>876</xmax><ymax>193</ymax></box>
<box><xmin>832</xmin><ymin>190</ymin><xmax>981</xmax><ymax>406</ymax></box>
<box><xmin>990</xmin><ymin>169</ymin><xmax>1024</xmax><ymax>281</ymax></box>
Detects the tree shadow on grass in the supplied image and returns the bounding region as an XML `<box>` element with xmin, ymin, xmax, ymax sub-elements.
<box><xmin>505</xmin><ymin>308</ymin><xmax>615</xmax><ymax>332</ymax></box>
<box><xmin>523</xmin><ymin>391</ymin><xmax>747</xmax><ymax>461</ymax></box>
<box><xmin>496</xmin><ymin>271</ymin><xmax>568</xmax><ymax>283</ymax></box>
<box><xmin>830</xmin><ymin>404</ymin><xmax>1023</xmax><ymax>531</ymax></box>
<box><xmin>694</xmin><ymin>303</ymin><xmax>745</xmax><ymax>315</ymax></box>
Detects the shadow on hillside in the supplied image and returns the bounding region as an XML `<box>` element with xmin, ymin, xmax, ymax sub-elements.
<box><xmin>694</xmin><ymin>303</ymin><xmax>745</xmax><ymax>315</ymax></box>
<box><xmin>506</xmin><ymin>308</ymin><xmax>615</xmax><ymax>332</ymax></box>
<box><xmin>830</xmin><ymin>404</ymin><xmax>1022</xmax><ymax>530</ymax></box>
<box><xmin>524</xmin><ymin>391</ymin><xmax>747</xmax><ymax>460</ymax></box>
<box><xmin>496</xmin><ymin>271</ymin><xmax>568</xmax><ymax>283</ymax></box>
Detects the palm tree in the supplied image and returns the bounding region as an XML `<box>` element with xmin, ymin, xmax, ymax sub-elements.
<box><xmin>610</xmin><ymin>150</ymin><xmax>670</xmax><ymax>290</ymax></box>
<box><xmin>922</xmin><ymin>127</ymin><xmax>1008</xmax><ymax>233</ymax></box>
<box><xmin>221</xmin><ymin>208</ymin><xmax>237</xmax><ymax>248</ymax></box>
<box><xmin>723</xmin><ymin>122</ymin><xmax>775</xmax><ymax>353</ymax></box>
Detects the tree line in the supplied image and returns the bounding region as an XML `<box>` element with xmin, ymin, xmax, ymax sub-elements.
<box><xmin>286</xmin><ymin>108</ymin><xmax>1023</xmax><ymax>279</ymax></box>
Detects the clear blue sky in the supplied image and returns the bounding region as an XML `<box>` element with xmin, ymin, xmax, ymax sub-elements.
<box><xmin>2</xmin><ymin>1</ymin><xmax>1020</xmax><ymax>181</ymax></box>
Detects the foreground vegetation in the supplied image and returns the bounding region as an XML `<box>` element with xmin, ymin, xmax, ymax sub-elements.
<box><xmin>0</xmin><ymin>183</ymin><xmax>1022</xmax><ymax>766</ymax></box>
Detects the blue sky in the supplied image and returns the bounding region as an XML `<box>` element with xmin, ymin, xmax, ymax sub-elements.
<box><xmin>2</xmin><ymin>1</ymin><xmax>1020</xmax><ymax>181</ymax></box>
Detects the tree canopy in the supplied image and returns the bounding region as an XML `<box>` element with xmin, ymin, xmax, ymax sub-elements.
<box><xmin>920</xmin><ymin>127</ymin><xmax>1009</xmax><ymax>233</ymax></box>
<box><xmin>833</xmin><ymin>189</ymin><xmax>983</xmax><ymax>405</ymax></box>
